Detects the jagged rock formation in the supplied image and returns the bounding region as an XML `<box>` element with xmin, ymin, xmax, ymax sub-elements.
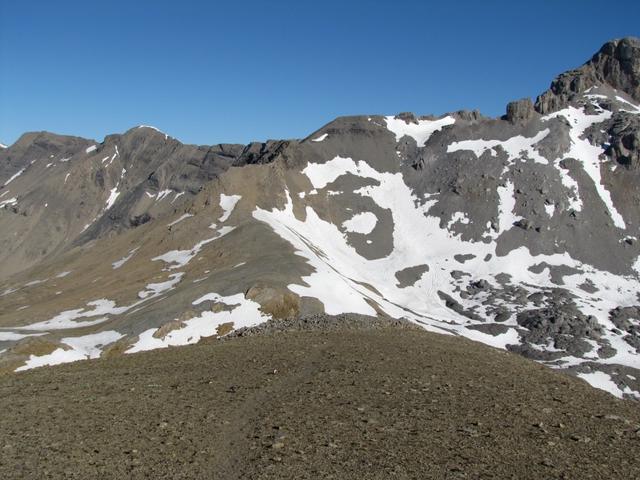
<box><xmin>535</xmin><ymin>37</ymin><xmax>640</xmax><ymax>114</ymax></box>
<box><xmin>1</xmin><ymin>37</ymin><xmax>640</xmax><ymax>400</ymax></box>
<box><xmin>505</xmin><ymin>98</ymin><xmax>535</xmax><ymax>123</ymax></box>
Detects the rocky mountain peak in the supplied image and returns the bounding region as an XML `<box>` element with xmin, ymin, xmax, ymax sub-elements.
<box><xmin>535</xmin><ymin>36</ymin><xmax>640</xmax><ymax>114</ymax></box>
<box><xmin>594</xmin><ymin>37</ymin><xmax>640</xmax><ymax>94</ymax></box>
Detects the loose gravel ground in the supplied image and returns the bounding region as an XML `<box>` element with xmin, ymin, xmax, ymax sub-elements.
<box><xmin>1</xmin><ymin>318</ymin><xmax>639</xmax><ymax>479</ymax></box>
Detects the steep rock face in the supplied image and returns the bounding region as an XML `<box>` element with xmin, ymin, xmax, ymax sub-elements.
<box><xmin>505</xmin><ymin>98</ymin><xmax>535</xmax><ymax>123</ymax></box>
<box><xmin>606</xmin><ymin>112</ymin><xmax>640</xmax><ymax>169</ymax></box>
<box><xmin>233</xmin><ymin>140</ymin><xmax>297</xmax><ymax>167</ymax></box>
<box><xmin>1</xmin><ymin>38</ymin><xmax>640</xmax><ymax>400</ymax></box>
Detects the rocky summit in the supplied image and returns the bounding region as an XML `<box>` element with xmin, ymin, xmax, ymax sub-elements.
<box><xmin>2</xmin><ymin>37</ymin><xmax>640</xmax><ymax>403</ymax></box>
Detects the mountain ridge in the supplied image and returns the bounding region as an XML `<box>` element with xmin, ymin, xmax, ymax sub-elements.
<box><xmin>6</xmin><ymin>37</ymin><xmax>639</xmax><ymax>152</ymax></box>
<box><xmin>1</xmin><ymin>37</ymin><xmax>640</xmax><ymax>400</ymax></box>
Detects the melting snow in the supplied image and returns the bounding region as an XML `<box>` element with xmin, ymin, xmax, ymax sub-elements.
<box><xmin>616</xmin><ymin>95</ymin><xmax>640</xmax><ymax>114</ymax></box>
<box><xmin>253</xmin><ymin>154</ymin><xmax>640</xmax><ymax>398</ymax></box>
<box><xmin>13</xmin><ymin>300</ymin><xmax>128</xmax><ymax>331</ymax></box>
<box><xmin>385</xmin><ymin>115</ymin><xmax>456</xmax><ymax>146</ymax></box>
<box><xmin>105</xmin><ymin>187</ymin><xmax>120</xmax><ymax>210</ymax></box>
<box><xmin>312</xmin><ymin>133</ymin><xmax>329</xmax><ymax>142</ymax></box>
<box><xmin>153</xmin><ymin>226</ymin><xmax>235</xmax><ymax>270</ymax></box>
<box><xmin>167</xmin><ymin>213</ymin><xmax>193</xmax><ymax>227</ymax></box>
<box><xmin>105</xmin><ymin>146</ymin><xmax>119</xmax><ymax>167</ymax></box>
<box><xmin>0</xmin><ymin>331</ymin><xmax>44</xmax><ymax>341</ymax></box>
<box><xmin>138</xmin><ymin>273</ymin><xmax>184</xmax><ymax>299</ymax></box>
<box><xmin>16</xmin><ymin>331</ymin><xmax>124</xmax><ymax>371</ymax></box>
<box><xmin>3</xmin><ymin>168</ymin><xmax>25</xmax><ymax>186</ymax></box>
<box><xmin>85</xmin><ymin>145</ymin><xmax>97</xmax><ymax>154</ymax></box>
<box><xmin>496</xmin><ymin>181</ymin><xmax>522</xmax><ymax>234</ymax></box>
<box><xmin>156</xmin><ymin>189</ymin><xmax>173</xmax><ymax>201</ymax></box>
<box><xmin>577</xmin><ymin>371</ymin><xmax>637</xmax><ymax>399</ymax></box>
<box><xmin>112</xmin><ymin>248</ymin><xmax>139</xmax><ymax>269</ymax></box>
<box><xmin>153</xmin><ymin>239</ymin><xmax>216</xmax><ymax>270</ymax></box>
<box><xmin>342</xmin><ymin>212</ymin><xmax>378</xmax><ymax>234</ymax></box>
<box><xmin>447</xmin><ymin>212</ymin><xmax>470</xmax><ymax>228</ymax></box>
<box><xmin>138</xmin><ymin>125</ymin><xmax>169</xmax><ymax>139</ymax></box>
<box><xmin>544</xmin><ymin>105</ymin><xmax>625</xmax><ymax>227</ymax></box>
<box><xmin>447</xmin><ymin>129</ymin><xmax>550</xmax><ymax>165</ymax></box>
<box><xmin>545</xmin><ymin>203</ymin><xmax>556</xmax><ymax>217</ymax></box>
<box><xmin>219</xmin><ymin>194</ymin><xmax>242</xmax><ymax>222</ymax></box>
<box><xmin>171</xmin><ymin>192</ymin><xmax>185</xmax><ymax>203</ymax></box>
<box><xmin>0</xmin><ymin>197</ymin><xmax>17</xmax><ymax>207</ymax></box>
<box><xmin>126</xmin><ymin>293</ymin><xmax>269</xmax><ymax>353</ymax></box>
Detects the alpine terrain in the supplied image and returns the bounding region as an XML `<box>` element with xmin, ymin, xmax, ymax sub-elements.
<box><xmin>2</xmin><ymin>37</ymin><xmax>640</xmax><ymax>407</ymax></box>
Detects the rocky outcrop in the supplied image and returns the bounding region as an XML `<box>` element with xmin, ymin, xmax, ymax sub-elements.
<box><xmin>233</xmin><ymin>140</ymin><xmax>296</xmax><ymax>166</ymax></box>
<box><xmin>605</xmin><ymin>112</ymin><xmax>640</xmax><ymax>169</ymax></box>
<box><xmin>505</xmin><ymin>98</ymin><xmax>535</xmax><ymax>123</ymax></box>
<box><xmin>592</xmin><ymin>37</ymin><xmax>640</xmax><ymax>101</ymax></box>
<box><xmin>245</xmin><ymin>284</ymin><xmax>300</xmax><ymax>319</ymax></box>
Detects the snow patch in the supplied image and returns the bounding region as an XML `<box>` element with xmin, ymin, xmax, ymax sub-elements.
<box><xmin>112</xmin><ymin>248</ymin><xmax>139</xmax><ymax>269</ymax></box>
<box><xmin>138</xmin><ymin>125</ymin><xmax>169</xmax><ymax>139</ymax></box>
<box><xmin>253</xmin><ymin>155</ymin><xmax>640</xmax><ymax>400</ymax></box>
<box><xmin>0</xmin><ymin>197</ymin><xmax>17</xmax><ymax>208</ymax></box>
<box><xmin>126</xmin><ymin>293</ymin><xmax>269</xmax><ymax>353</ymax></box>
<box><xmin>0</xmin><ymin>331</ymin><xmax>45</xmax><ymax>341</ymax></box>
<box><xmin>138</xmin><ymin>273</ymin><xmax>184</xmax><ymax>299</ymax></box>
<box><xmin>167</xmin><ymin>213</ymin><xmax>193</xmax><ymax>227</ymax></box>
<box><xmin>105</xmin><ymin>187</ymin><xmax>120</xmax><ymax>210</ymax></box>
<box><xmin>616</xmin><ymin>95</ymin><xmax>640</xmax><ymax>114</ymax></box>
<box><xmin>3</xmin><ymin>168</ymin><xmax>25</xmax><ymax>186</ymax></box>
<box><xmin>16</xmin><ymin>331</ymin><xmax>124</xmax><ymax>371</ymax></box>
<box><xmin>153</xmin><ymin>225</ymin><xmax>236</xmax><ymax>270</ymax></box>
<box><xmin>544</xmin><ymin>106</ymin><xmax>625</xmax><ymax>227</ymax></box>
<box><xmin>447</xmin><ymin>129</ymin><xmax>550</xmax><ymax>165</ymax></box>
<box><xmin>385</xmin><ymin>115</ymin><xmax>456</xmax><ymax>146</ymax></box>
<box><xmin>219</xmin><ymin>194</ymin><xmax>241</xmax><ymax>222</ymax></box>
<box><xmin>545</xmin><ymin>203</ymin><xmax>556</xmax><ymax>217</ymax></box>
<box><xmin>156</xmin><ymin>189</ymin><xmax>173</xmax><ymax>201</ymax></box>
<box><xmin>496</xmin><ymin>181</ymin><xmax>522</xmax><ymax>234</ymax></box>
<box><xmin>342</xmin><ymin>212</ymin><xmax>378</xmax><ymax>234</ymax></box>
<box><xmin>13</xmin><ymin>300</ymin><xmax>128</xmax><ymax>331</ymax></box>
<box><xmin>577</xmin><ymin>371</ymin><xmax>636</xmax><ymax>399</ymax></box>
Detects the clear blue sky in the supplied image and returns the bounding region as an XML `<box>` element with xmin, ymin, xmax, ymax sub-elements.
<box><xmin>1</xmin><ymin>0</ymin><xmax>639</xmax><ymax>146</ymax></box>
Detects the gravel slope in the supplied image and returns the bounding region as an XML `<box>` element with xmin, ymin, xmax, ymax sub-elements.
<box><xmin>0</xmin><ymin>319</ymin><xmax>639</xmax><ymax>479</ymax></box>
